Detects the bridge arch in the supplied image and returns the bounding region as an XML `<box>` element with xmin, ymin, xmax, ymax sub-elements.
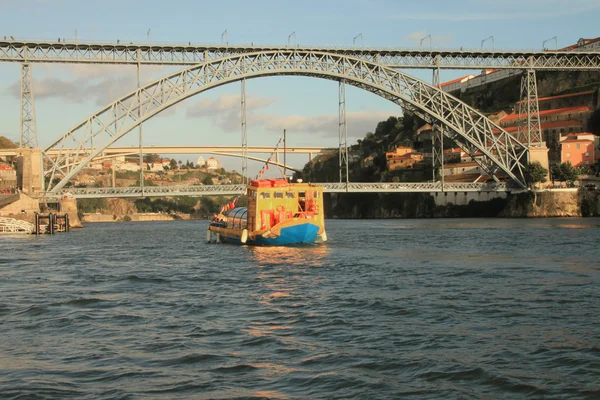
<box><xmin>44</xmin><ymin>50</ymin><xmax>529</xmax><ymax>191</ymax></box>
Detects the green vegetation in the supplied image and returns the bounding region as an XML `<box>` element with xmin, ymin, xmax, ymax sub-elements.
<box><xmin>76</xmin><ymin>198</ymin><xmax>108</xmax><ymax>219</ymax></box>
<box><xmin>550</xmin><ymin>162</ymin><xmax>579</xmax><ymax>186</ymax></box>
<box><xmin>524</xmin><ymin>162</ymin><xmax>548</xmax><ymax>188</ymax></box>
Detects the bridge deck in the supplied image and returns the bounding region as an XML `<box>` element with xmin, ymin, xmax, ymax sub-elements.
<box><xmin>1</xmin><ymin>40</ymin><xmax>599</xmax><ymax>69</ymax></box>
<box><xmin>40</xmin><ymin>182</ymin><xmax>517</xmax><ymax>200</ymax></box>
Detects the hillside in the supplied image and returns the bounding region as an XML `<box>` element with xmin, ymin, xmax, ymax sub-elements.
<box><xmin>0</xmin><ymin>136</ymin><xmax>18</xmax><ymax>149</ymax></box>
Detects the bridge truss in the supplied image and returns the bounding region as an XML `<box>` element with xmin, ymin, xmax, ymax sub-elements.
<box><xmin>43</xmin><ymin>181</ymin><xmax>512</xmax><ymax>201</ymax></box>
<box><xmin>42</xmin><ymin>50</ymin><xmax>529</xmax><ymax>192</ymax></box>
<box><xmin>2</xmin><ymin>40</ymin><xmax>600</xmax><ymax>69</ymax></box>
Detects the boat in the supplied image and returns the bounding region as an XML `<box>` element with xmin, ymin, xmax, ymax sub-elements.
<box><xmin>207</xmin><ymin>178</ymin><xmax>327</xmax><ymax>245</ymax></box>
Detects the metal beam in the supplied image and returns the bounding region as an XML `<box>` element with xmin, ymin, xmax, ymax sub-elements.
<box><xmin>0</xmin><ymin>145</ymin><xmax>334</xmax><ymax>157</ymax></box>
<box><xmin>20</xmin><ymin>63</ymin><xmax>38</xmax><ymax>148</ymax></box>
<box><xmin>42</xmin><ymin>181</ymin><xmax>514</xmax><ymax>200</ymax></box>
<box><xmin>2</xmin><ymin>40</ymin><xmax>599</xmax><ymax>70</ymax></box>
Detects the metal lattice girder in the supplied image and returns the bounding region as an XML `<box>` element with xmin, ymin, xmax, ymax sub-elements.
<box><xmin>517</xmin><ymin>68</ymin><xmax>542</xmax><ymax>147</ymax></box>
<box><xmin>44</xmin><ymin>50</ymin><xmax>529</xmax><ymax>192</ymax></box>
<box><xmin>20</xmin><ymin>63</ymin><xmax>38</xmax><ymax>148</ymax></box>
<box><xmin>45</xmin><ymin>181</ymin><xmax>511</xmax><ymax>200</ymax></box>
<box><xmin>2</xmin><ymin>40</ymin><xmax>600</xmax><ymax>70</ymax></box>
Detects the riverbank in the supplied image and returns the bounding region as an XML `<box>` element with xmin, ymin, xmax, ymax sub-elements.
<box><xmin>82</xmin><ymin>212</ymin><xmax>195</xmax><ymax>223</ymax></box>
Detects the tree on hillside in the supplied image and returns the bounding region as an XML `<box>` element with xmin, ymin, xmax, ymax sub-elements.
<box><xmin>169</xmin><ymin>159</ymin><xmax>177</xmax><ymax>169</ymax></box>
<box><xmin>551</xmin><ymin>162</ymin><xmax>578</xmax><ymax>186</ymax></box>
<box><xmin>524</xmin><ymin>161</ymin><xmax>548</xmax><ymax>188</ymax></box>
<box><xmin>202</xmin><ymin>176</ymin><xmax>214</xmax><ymax>185</ymax></box>
<box><xmin>590</xmin><ymin>108</ymin><xmax>600</xmax><ymax>136</ymax></box>
<box><xmin>143</xmin><ymin>153</ymin><xmax>161</xmax><ymax>163</ymax></box>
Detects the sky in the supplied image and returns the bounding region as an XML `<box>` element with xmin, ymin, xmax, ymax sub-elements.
<box><xmin>0</xmin><ymin>0</ymin><xmax>599</xmax><ymax>175</ymax></box>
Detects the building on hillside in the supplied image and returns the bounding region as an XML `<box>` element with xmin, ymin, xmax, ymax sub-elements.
<box><xmin>0</xmin><ymin>164</ymin><xmax>16</xmax><ymax>190</ymax></box>
<box><xmin>196</xmin><ymin>156</ymin><xmax>206</xmax><ymax>168</ymax></box>
<box><xmin>514</xmin><ymin>90</ymin><xmax>598</xmax><ymax>112</ymax></box>
<box><xmin>386</xmin><ymin>146</ymin><xmax>420</xmax><ymax>170</ymax></box>
<box><xmin>499</xmin><ymin>106</ymin><xmax>594</xmax><ymax>130</ymax></box>
<box><xmin>415</xmin><ymin>123</ymin><xmax>434</xmax><ymax>143</ymax></box>
<box><xmin>206</xmin><ymin>157</ymin><xmax>220</xmax><ymax>170</ymax></box>
<box><xmin>496</xmin><ymin>90</ymin><xmax>598</xmax><ymax>165</ymax></box>
<box><xmin>117</xmin><ymin>161</ymin><xmax>141</xmax><ymax>172</ymax></box>
<box><xmin>443</xmin><ymin>148</ymin><xmax>465</xmax><ymax>163</ymax></box>
<box><xmin>439</xmin><ymin>74</ymin><xmax>475</xmax><ymax>92</ymax></box>
<box><xmin>560</xmin><ymin>135</ymin><xmax>598</xmax><ymax>167</ymax></box>
<box><xmin>441</xmin><ymin>162</ymin><xmax>483</xmax><ymax>178</ymax></box>
<box><xmin>387</xmin><ymin>152</ymin><xmax>424</xmax><ymax>170</ymax></box>
<box><xmin>559</xmin><ymin>37</ymin><xmax>600</xmax><ymax>52</ymax></box>
<box><xmin>144</xmin><ymin>162</ymin><xmax>165</xmax><ymax>172</ymax></box>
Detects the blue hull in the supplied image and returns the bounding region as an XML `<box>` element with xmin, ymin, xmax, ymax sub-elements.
<box><xmin>221</xmin><ymin>223</ymin><xmax>320</xmax><ymax>246</ymax></box>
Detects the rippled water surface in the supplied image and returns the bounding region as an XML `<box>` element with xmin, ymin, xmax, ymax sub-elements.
<box><xmin>1</xmin><ymin>218</ymin><xmax>600</xmax><ymax>399</ymax></box>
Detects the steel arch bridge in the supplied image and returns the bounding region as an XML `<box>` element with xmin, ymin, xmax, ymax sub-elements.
<box><xmin>43</xmin><ymin>50</ymin><xmax>529</xmax><ymax>192</ymax></box>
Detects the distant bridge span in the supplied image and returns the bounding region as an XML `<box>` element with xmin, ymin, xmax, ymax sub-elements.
<box><xmin>0</xmin><ymin>145</ymin><xmax>331</xmax><ymax>157</ymax></box>
<box><xmin>42</xmin><ymin>182</ymin><xmax>517</xmax><ymax>201</ymax></box>
<box><xmin>43</xmin><ymin>49</ymin><xmax>529</xmax><ymax>193</ymax></box>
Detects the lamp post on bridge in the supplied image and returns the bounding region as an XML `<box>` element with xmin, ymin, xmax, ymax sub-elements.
<box><xmin>287</xmin><ymin>31</ymin><xmax>296</xmax><ymax>47</ymax></box>
<box><xmin>353</xmin><ymin>33</ymin><xmax>363</xmax><ymax>47</ymax></box>
<box><xmin>420</xmin><ymin>34</ymin><xmax>432</xmax><ymax>51</ymax></box>
<box><xmin>221</xmin><ymin>29</ymin><xmax>228</xmax><ymax>46</ymax></box>
<box><xmin>147</xmin><ymin>28</ymin><xmax>151</xmax><ymax>42</ymax></box>
<box><xmin>542</xmin><ymin>36</ymin><xmax>558</xmax><ymax>51</ymax></box>
<box><xmin>481</xmin><ymin>35</ymin><xmax>494</xmax><ymax>50</ymax></box>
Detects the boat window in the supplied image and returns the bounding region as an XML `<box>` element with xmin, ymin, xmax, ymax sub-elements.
<box><xmin>286</xmin><ymin>191</ymin><xmax>295</xmax><ymax>198</ymax></box>
<box><xmin>314</xmin><ymin>191</ymin><xmax>320</xmax><ymax>198</ymax></box>
<box><xmin>298</xmin><ymin>191</ymin><xmax>305</xmax><ymax>198</ymax></box>
<box><xmin>274</xmin><ymin>192</ymin><xmax>283</xmax><ymax>199</ymax></box>
<box><xmin>260</xmin><ymin>192</ymin><xmax>271</xmax><ymax>199</ymax></box>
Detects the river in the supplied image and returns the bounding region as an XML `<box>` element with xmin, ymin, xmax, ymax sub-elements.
<box><xmin>1</xmin><ymin>218</ymin><xmax>599</xmax><ymax>399</ymax></box>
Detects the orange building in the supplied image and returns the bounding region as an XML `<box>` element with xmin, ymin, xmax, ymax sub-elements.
<box><xmin>561</xmin><ymin>135</ymin><xmax>597</xmax><ymax>167</ymax></box>
<box><xmin>386</xmin><ymin>147</ymin><xmax>423</xmax><ymax>170</ymax></box>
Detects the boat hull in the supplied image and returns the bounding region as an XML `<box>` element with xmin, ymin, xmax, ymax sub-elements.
<box><xmin>209</xmin><ymin>221</ymin><xmax>322</xmax><ymax>246</ymax></box>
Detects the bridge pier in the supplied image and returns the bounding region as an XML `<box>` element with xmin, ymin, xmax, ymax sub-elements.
<box><xmin>16</xmin><ymin>147</ymin><xmax>43</xmax><ymax>195</ymax></box>
<box><xmin>529</xmin><ymin>144</ymin><xmax>550</xmax><ymax>185</ymax></box>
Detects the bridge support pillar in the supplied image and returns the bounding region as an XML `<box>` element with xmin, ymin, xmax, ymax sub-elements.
<box><xmin>529</xmin><ymin>144</ymin><xmax>550</xmax><ymax>186</ymax></box>
<box><xmin>517</xmin><ymin>67</ymin><xmax>543</xmax><ymax>148</ymax></box>
<box><xmin>16</xmin><ymin>147</ymin><xmax>43</xmax><ymax>194</ymax></box>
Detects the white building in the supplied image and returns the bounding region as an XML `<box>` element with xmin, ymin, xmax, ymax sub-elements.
<box><xmin>206</xmin><ymin>157</ymin><xmax>220</xmax><ymax>170</ymax></box>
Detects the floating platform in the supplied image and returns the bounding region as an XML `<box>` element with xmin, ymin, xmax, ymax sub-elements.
<box><xmin>0</xmin><ymin>217</ymin><xmax>35</xmax><ymax>234</ymax></box>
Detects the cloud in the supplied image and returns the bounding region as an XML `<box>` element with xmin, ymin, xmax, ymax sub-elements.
<box><xmin>186</xmin><ymin>93</ymin><xmax>279</xmax><ymax>119</ymax></box>
<box><xmin>252</xmin><ymin>111</ymin><xmax>396</xmax><ymax>140</ymax></box>
<box><xmin>8</xmin><ymin>64</ymin><xmax>177</xmax><ymax>112</ymax></box>
<box><xmin>185</xmin><ymin>94</ymin><xmax>397</xmax><ymax>139</ymax></box>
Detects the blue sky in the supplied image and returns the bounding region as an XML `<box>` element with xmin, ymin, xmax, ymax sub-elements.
<box><xmin>1</xmin><ymin>0</ymin><xmax>599</xmax><ymax>174</ymax></box>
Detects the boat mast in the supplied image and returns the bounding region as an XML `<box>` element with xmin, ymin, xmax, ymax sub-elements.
<box><xmin>283</xmin><ymin>129</ymin><xmax>287</xmax><ymax>180</ymax></box>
